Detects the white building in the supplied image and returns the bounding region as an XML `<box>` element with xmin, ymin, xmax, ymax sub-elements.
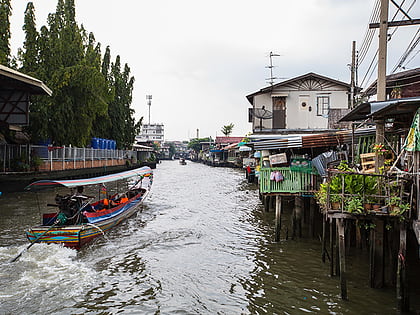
<box><xmin>136</xmin><ymin>123</ymin><xmax>164</xmax><ymax>143</ymax></box>
<box><xmin>246</xmin><ymin>73</ymin><xmax>352</xmax><ymax>133</ymax></box>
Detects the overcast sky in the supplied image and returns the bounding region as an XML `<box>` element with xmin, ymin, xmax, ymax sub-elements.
<box><xmin>9</xmin><ymin>0</ymin><xmax>420</xmax><ymax>141</ymax></box>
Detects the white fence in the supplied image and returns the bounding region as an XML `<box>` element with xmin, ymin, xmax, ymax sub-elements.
<box><xmin>0</xmin><ymin>144</ymin><xmax>136</xmax><ymax>173</ymax></box>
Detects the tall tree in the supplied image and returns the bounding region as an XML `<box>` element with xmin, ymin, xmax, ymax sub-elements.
<box><xmin>0</xmin><ymin>0</ymin><xmax>12</xmax><ymax>65</ymax></box>
<box><xmin>18</xmin><ymin>0</ymin><xmax>139</xmax><ymax>148</ymax></box>
<box><xmin>92</xmin><ymin>45</ymin><xmax>113</xmax><ymax>137</ymax></box>
<box><xmin>221</xmin><ymin>123</ymin><xmax>235</xmax><ymax>136</ymax></box>
<box><xmin>19</xmin><ymin>2</ymin><xmax>39</xmax><ymax>74</ymax></box>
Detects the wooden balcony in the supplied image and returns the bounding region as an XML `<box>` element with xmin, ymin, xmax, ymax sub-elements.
<box><xmin>259</xmin><ymin>167</ymin><xmax>321</xmax><ymax>195</ymax></box>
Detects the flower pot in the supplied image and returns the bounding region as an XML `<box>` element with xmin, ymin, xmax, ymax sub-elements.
<box><xmin>372</xmin><ymin>204</ymin><xmax>381</xmax><ymax>211</ymax></box>
<box><xmin>390</xmin><ymin>205</ymin><xmax>400</xmax><ymax>212</ymax></box>
<box><xmin>331</xmin><ymin>202</ymin><xmax>340</xmax><ymax>210</ymax></box>
<box><xmin>364</xmin><ymin>203</ymin><xmax>372</xmax><ymax>211</ymax></box>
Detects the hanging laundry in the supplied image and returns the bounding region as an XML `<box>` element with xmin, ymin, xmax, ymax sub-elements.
<box><xmin>275</xmin><ymin>171</ymin><xmax>284</xmax><ymax>182</ymax></box>
<box><xmin>270</xmin><ymin>171</ymin><xmax>276</xmax><ymax>181</ymax></box>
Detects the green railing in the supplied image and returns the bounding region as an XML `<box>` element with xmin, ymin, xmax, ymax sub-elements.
<box><xmin>260</xmin><ymin>167</ymin><xmax>321</xmax><ymax>194</ymax></box>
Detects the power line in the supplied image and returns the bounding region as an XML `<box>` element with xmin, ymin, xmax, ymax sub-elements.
<box><xmin>358</xmin><ymin>0</ymin><xmax>381</xmax><ymax>65</ymax></box>
<box><xmin>358</xmin><ymin>0</ymin><xmax>418</xmax><ymax>89</ymax></box>
<box><xmin>391</xmin><ymin>26</ymin><xmax>420</xmax><ymax>73</ymax></box>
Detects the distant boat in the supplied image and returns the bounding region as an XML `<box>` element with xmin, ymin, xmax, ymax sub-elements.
<box><xmin>180</xmin><ymin>158</ymin><xmax>187</xmax><ymax>165</ymax></box>
<box><xmin>24</xmin><ymin>167</ymin><xmax>153</xmax><ymax>250</ymax></box>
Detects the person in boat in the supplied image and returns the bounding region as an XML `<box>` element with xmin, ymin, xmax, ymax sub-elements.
<box><xmin>102</xmin><ymin>197</ymin><xmax>110</xmax><ymax>209</ymax></box>
<box><xmin>110</xmin><ymin>193</ymin><xmax>128</xmax><ymax>207</ymax></box>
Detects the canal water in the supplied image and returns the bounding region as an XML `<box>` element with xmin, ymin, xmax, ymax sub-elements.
<box><xmin>0</xmin><ymin>160</ymin><xmax>414</xmax><ymax>314</ymax></box>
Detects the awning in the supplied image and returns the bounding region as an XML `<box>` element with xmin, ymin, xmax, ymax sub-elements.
<box><xmin>25</xmin><ymin>166</ymin><xmax>153</xmax><ymax>191</ymax></box>
<box><xmin>340</xmin><ymin>96</ymin><xmax>420</xmax><ymax>122</ymax></box>
<box><xmin>239</xmin><ymin>145</ymin><xmax>252</xmax><ymax>152</ymax></box>
<box><xmin>133</xmin><ymin>144</ymin><xmax>154</xmax><ymax>152</ymax></box>
<box><xmin>223</xmin><ymin>142</ymin><xmax>239</xmax><ymax>150</ymax></box>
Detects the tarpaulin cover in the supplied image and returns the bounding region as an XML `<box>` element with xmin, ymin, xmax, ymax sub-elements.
<box><xmin>404</xmin><ymin>108</ymin><xmax>420</xmax><ymax>152</ymax></box>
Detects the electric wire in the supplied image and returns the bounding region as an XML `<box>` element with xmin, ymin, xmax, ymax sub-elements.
<box><xmin>358</xmin><ymin>0</ymin><xmax>381</xmax><ymax>65</ymax></box>
<box><xmin>359</xmin><ymin>0</ymin><xmax>417</xmax><ymax>89</ymax></box>
<box><xmin>391</xmin><ymin>27</ymin><xmax>420</xmax><ymax>72</ymax></box>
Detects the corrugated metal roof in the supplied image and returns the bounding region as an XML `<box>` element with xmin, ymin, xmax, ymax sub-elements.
<box><xmin>215</xmin><ymin>136</ymin><xmax>243</xmax><ymax>144</ymax></box>
<box><xmin>250</xmin><ymin>128</ymin><xmax>376</xmax><ymax>150</ymax></box>
<box><xmin>340</xmin><ymin>97</ymin><xmax>420</xmax><ymax>121</ymax></box>
<box><xmin>0</xmin><ymin>65</ymin><xmax>52</xmax><ymax>96</ymax></box>
<box><xmin>252</xmin><ymin>136</ymin><xmax>303</xmax><ymax>150</ymax></box>
<box><xmin>223</xmin><ymin>142</ymin><xmax>239</xmax><ymax>150</ymax></box>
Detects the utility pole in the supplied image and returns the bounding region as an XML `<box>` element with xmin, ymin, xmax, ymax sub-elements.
<box><xmin>368</xmin><ymin>2</ymin><xmax>420</xmax><ymax>311</ymax></box>
<box><xmin>374</xmin><ymin>0</ymin><xmax>389</xmax><ymax>173</ymax></box>
<box><xmin>377</xmin><ymin>0</ymin><xmax>389</xmax><ymax>102</ymax></box>
<box><xmin>369</xmin><ymin>0</ymin><xmax>420</xmax><ymax>172</ymax></box>
<box><xmin>146</xmin><ymin>95</ymin><xmax>152</xmax><ymax>125</ymax></box>
<box><xmin>369</xmin><ymin>0</ymin><xmax>420</xmax><ymax>100</ymax></box>
<box><xmin>350</xmin><ymin>41</ymin><xmax>356</xmax><ymax>109</ymax></box>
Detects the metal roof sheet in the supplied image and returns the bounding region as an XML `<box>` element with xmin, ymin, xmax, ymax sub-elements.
<box><xmin>0</xmin><ymin>65</ymin><xmax>52</xmax><ymax>96</ymax></box>
<box><xmin>250</xmin><ymin>128</ymin><xmax>376</xmax><ymax>150</ymax></box>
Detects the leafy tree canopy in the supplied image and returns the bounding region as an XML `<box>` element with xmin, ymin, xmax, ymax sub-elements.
<box><xmin>17</xmin><ymin>0</ymin><xmax>140</xmax><ymax>149</ymax></box>
<box><xmin>188</xmin><ymin>137</ymin><xmax>212</xmax><ymax>152</ymax></box>
<box><xmin>0</xmin><ymin>0</ymin><xmax>12</xmax><ymax>65</ymax></box>
<box><xmin>221</xmin><ymin>123</ymin><xmax>234</xmax><ymax>136</ymax></box>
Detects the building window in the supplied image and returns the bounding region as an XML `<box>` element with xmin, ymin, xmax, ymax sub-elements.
<box><xmin>317</xmin><ymin>96</ymin><xmax>329</xmax><ymax>116</ymax></box>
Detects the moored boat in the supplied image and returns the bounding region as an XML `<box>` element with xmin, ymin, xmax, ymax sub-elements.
<box><xmin>24</xmin><ymin>166</ymin><xmax>153</xmax><ymax>249</ymax></box>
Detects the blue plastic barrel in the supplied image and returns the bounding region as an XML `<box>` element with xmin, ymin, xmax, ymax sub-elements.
<box><xmin>37</xmin><ymin>139</ymin><xmax>51</xmax><ymax>146</ymax></box>
<box><xmin>91</xmin><ymin>137</ymin><xmax>99</xmax><ymax>149</ymax></box>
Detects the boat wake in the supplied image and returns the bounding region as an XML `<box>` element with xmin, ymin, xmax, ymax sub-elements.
<box><xmin>0</xmin><ymin>243</ymin><xmax>97</xmax><ymax>314</ymax></box>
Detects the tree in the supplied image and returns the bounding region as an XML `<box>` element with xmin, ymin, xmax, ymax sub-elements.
<box><xmin>168</xmin><ymin>142</ymin><xmax>176</xmax><ymax>158</ymax></box>
<box><xmin>221</xmin><ymin>123</ymin><xmax>234</xmax><ymax>136</ymax></box>
<box><xmin>18</xmin><ymin>0</ymin><xmax>139</xmax><ymax>148</ymax></box>
<box><xmin>92</xmin><ymin>45</ymin><xmax>113</xmax><ymax>137</ymax></box>
<box><xmin>188</xmin><ymin>137</ymin><xmax>212</xmax><ymax>153</ymax></box>
<box><xmin>107</xmin><ymin>56</ymin><xmax>139</xmax><ymax>149</ymax></box>
<box><xmin>0</xmin><ymin>0</ymin><xmax>12</xmax><ymax>65</ymax></box>
<box><xmin>19</xmin><ymin>2</ymin><xmax>39</xmax><ymax>74</ymax></box>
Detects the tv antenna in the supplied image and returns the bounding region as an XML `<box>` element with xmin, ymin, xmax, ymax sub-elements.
<box><xmin>252</xmin><ymin>106</ymin><xmax>273</xmax><ymax>131</ymax></box>
<box><xmin>146</xmin><ymin>95</ymin><xmax>152</xmax><ymax>125</ymax></box>
<box><xmin>265</xmin><ymin>51</ymin><xmax>286</xmax><ymax>85</ymax></box>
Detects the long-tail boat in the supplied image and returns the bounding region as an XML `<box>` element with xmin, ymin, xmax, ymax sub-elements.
<box><xmin>24</xmin><ymin>166</ymin><xmax>153</xmax><ymax>250</ymax></box>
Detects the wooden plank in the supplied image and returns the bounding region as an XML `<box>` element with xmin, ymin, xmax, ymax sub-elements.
<box><xmin>309</xmin><ymin>197</ymin><xmax>315</xmax><ymax>238</ymax></box>
<box><xmin>370</xmin><ymin>219</ymin><xmax>385</xmax><ymax>288</ymax></box>
<box><xmin>275</xmin><ymin>195</ymin><xmax>282</xmax><ymax>242</ymax></box>
<box><xmin>293</xmin><ymin>196</ymin><xmax>303</xmax><ymax>238</ymax></box>
<box><xmin>337</xmin><ymin>218</ymin><xmax>348</xmax><ymax>300</ymax></box>
<box><xmin>397</xmin><ymin>223</ymin><xmax>409</xmax><ymax>312</ymax></box>
<box><xmin>322</xmin><ymin>213</ymin><xmax>327</xmax><ymax>263</ymax></box>
<box><xmin>330</xmin><ymin>218</ymin><xmax>335</xmax><ymax>276</ymax></box>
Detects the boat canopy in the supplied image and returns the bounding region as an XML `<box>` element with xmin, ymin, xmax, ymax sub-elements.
<box><xmin>25</xmin><ymin>166</ymin><xmax>153</xmax><ymax>191</ymax></box>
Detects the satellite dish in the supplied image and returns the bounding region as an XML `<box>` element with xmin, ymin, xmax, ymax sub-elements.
<box><xmin>252</xmin><ymin>106</ymin><xmax>273</xmax><ymax>131</ymax></box>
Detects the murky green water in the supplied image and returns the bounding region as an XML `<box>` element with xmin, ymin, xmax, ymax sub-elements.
<box><xmin>0</xmin><ymin>160</ymin><xmax>417</xmax><ymax>314</ymax></box>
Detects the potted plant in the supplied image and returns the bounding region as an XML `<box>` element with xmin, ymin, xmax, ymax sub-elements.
<box><xmin>315</xmin><ymin>183</ymin><xmax>328</xmax><ymax>210</ymax></box>
<box><xmin>330</xmin><ymin>193</ymin><xmax>343</xmax><ymax>210</ymax></box>
<box><xmin>390</xmin><ymin>202</ymin><xmax>410</xmax><ymax>216</ymax></box>
<box><xmin>363</xmin><ymin>196</ymin><xmax>376</xmax><ymax>211</ymax></box>
<box><xmin>388</xmin><ymin>196</ymin><xmax>402</xmax><ymax>212</ymax></box>
<box><xmin>345</xmin><ymin>196</ymin><xmax>364</xmax><ymax>214</ymax></box>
